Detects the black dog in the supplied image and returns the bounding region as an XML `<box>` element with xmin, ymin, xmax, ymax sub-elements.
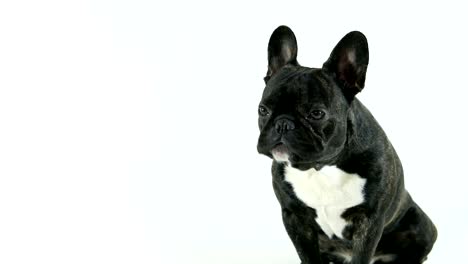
<box><xmin>257</xmin><ymin>26</ymin><xmax>437</xmax><ymax>264</ymax></box>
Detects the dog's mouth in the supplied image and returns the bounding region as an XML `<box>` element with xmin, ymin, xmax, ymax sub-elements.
<box><xmin>271</xmin><ymin>143</ymin><xmax>290</xmax><ymax>163</ymax></box>
<box><xmin>269</xmin><ymin>142</ymin><xmax>326</xmax><ymax>170</ymax></box>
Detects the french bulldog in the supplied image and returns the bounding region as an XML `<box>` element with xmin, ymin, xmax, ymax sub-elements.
<box><xmin>257</xmin><ymin>26</ymin><xmax>437</xmax><ymax>264</ymax></box>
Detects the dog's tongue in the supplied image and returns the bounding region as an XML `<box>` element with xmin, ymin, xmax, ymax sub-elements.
<box><xmin>272</xmin><ymin>144</ymin><xmax>289</xmax><ymax>162</ymax></box>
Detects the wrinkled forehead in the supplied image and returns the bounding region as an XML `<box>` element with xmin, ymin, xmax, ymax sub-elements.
<box><xmin>262</xmin><ymin>66</ymin><xmax>334</xmax><ymax>106</ymax></box>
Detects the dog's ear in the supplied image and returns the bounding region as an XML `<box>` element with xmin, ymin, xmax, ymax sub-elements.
<box><xmin>265</xmin><ymin>25</ymin><xmax>298</xmax><ymax>83</ymax></box>
<box><xmin>323</xmin><ymin>31</ymin><xmax>369</xmax><ymax>100</ymax></box>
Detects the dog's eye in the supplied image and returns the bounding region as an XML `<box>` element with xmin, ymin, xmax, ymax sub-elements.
<box><xmin>306</xmin><ymin>110</ymin><xmax>325</xmax><ymax>120</ymax></box>
<box><xmin>258</xmin><ymin>106</ymin><xmax>270</xmax><ymax>116</ymax></box>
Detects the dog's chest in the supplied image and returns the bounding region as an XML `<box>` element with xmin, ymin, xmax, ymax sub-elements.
<box><xmin>284</xmin><ymin>165</ymin><xmax>366</xmax><ymax>239</ymax></box>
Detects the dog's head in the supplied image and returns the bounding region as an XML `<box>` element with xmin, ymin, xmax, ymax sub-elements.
<box><xmin>257</xmin><ymin>26</ymin><xmax>369</xmax><ymax>170</ymax></box>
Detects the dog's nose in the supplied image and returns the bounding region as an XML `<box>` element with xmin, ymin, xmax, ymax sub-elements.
<box><xmin>275</xmin><ymin>118</ymin><xmax>295</xmax><ymax>135</ymax></box>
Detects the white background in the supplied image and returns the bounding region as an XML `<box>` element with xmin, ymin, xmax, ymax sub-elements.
<box><xmin>1</xmin><ymin>1</ymin><xmax>467</xmax><ymax>263</ymax></box>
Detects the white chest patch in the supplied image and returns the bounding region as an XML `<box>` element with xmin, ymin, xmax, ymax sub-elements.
<box><xmin>284</xmin><ymin>165</ymin><xmax>366</xmax><ymax>239</ymax></box>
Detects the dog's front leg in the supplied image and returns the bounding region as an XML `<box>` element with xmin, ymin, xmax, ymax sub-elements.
<box><xmin>348</xmin><ymin>214</ymin><xmax>384</xmax><ymax>264</ymax></box>
<box><xmin>282</xmin><ymin>208</ymin><xmax>322</xmax><ymax>264</ymax></box>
